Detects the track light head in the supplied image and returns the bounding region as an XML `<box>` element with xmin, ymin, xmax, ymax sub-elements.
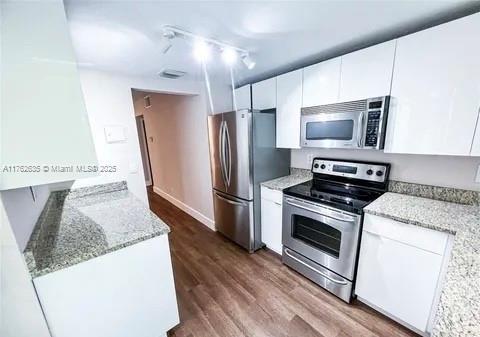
<box><xmin>161</xmin><ymin>29</ymin><xmax>176</xmax><ymax>54</ymax></box>
<box><xmin>241</xmin><ymin>54</ymin><xmax>256</xmax><ymax>70</ymax></box>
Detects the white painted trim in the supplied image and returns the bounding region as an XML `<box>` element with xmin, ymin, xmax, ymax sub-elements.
<box><xmin>153</xmin><ymin>186</ymin><xmax>216</xmax><ymax>231</ymax></box>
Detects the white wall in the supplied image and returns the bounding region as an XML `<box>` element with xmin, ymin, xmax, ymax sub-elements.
<box><xmin>132</xmin><ymin>91</ymin><xmax>215</xmax><ymax>229</ymax></box>
<box><xmin>0</xmin><ymin>186</ymin><xmax>51</xmax><ymax>251</ymax></box>
<box><xmin>292</xmin><ymin>148</ymin><xmax>480</xmax><ymax>191</ymax></box>
<box><xmin>72</xmin><ymin>69</ymin><xmax>223</xmax><ymax>204</ymax></box>
<box><xmin>0</xmin><ymin>197</ymin><xmax>51</xmax><ymax>337</ymax></box>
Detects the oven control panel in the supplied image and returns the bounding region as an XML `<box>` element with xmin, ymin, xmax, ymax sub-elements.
<box><xmin>312</xmin><ymin>158</ymin><xmax>389</xmax><ymax>183</ymax></box>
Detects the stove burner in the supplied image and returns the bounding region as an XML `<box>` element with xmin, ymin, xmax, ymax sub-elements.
<box><xmin>283</xmin><ymin>177</ymin><xmax>386</xmax><ymax>214</ymax></box>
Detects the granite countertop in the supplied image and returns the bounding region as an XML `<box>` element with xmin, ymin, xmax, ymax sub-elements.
<box><xmin>364</xmin><ymin>192</ymin><xmax>480</xmax><ymax>337</ymax></box>
<box><xmin>24</xmin><ymin>182</ymin><xmax>170</xmax><ymax>279</ymax></box>
<box><xmin>261</xmin><ymin>168</ymin><xmax>312</xmax><ymax>191</ymax></box>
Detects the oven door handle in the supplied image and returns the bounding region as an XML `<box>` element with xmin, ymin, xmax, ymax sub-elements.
<box><xmin>284</xmin><ymin>198</ymin><xmax>356</xmax><ymax>223</ymax></box>
<box><xmin>284</xmin><ymin>248</ymin><xmax>349</xmax><ymax>285</ymax></box>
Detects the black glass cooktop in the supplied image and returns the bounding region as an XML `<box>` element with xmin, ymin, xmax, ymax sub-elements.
<box><xmin>283</xmin><ymin>179</ymin><xmax>384</xmax><ymax>214</ymax></box>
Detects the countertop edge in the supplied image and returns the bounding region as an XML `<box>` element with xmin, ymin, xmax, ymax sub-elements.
<box><xmin>23</xmin><ymin>181</ymin><xmax>171</xmax><ymax>279</ymax></box>
<box><xmin>27</xmin><ymin>229</ymin><xmax>169</xmax><ymax>279</ymax></box>
<box><xmin>362</xmin><ymin>207</ymin><xmax>458</xmax><ymax>236</ymax></box>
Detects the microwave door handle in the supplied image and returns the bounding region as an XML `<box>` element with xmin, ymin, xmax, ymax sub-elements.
<box><xmin>356</xmin><ymin>111</ymin><xmax>365</xmax><ymax>148</ymax></box>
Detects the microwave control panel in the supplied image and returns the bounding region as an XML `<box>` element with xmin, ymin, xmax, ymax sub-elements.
<box><xmin>365</xmin><ymin>110</ymin><xmax>381</xmax><ymax>147</ymax></box>
<box><xmin>364</xmin><ymin>97</ymin><xmax>388</xmax><ymax>148</ymax></box>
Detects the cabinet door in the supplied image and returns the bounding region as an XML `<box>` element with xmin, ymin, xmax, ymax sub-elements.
<box><xmin>1</xmin><ymin>0</ymin><xmax>98</xmax><ymax>190</ymax></box>
<box><xmin>260</xmin><ymin>187</ymin><xmax>283</xmax><ymax>255</ymax></box>
<box><xmin>302</xmin><ymin>57</ymin><xmax>341</xmax><ymax>107</ymax></box>
<box><xmin>33</xmin><ymin>235</ymin><xmax>179</xmax><ymax>337</ymax></box>
<box><xmin>252</xmin><ymin>78</ymin><xmax>276</xmax><ymax>110</ymax></box>
<box><xmin>234</xmin><ymin>85</ymin><xmax>251</xmax><ymax>110</ymax></box>
<box><xmin>356</xmin><ymin>231</ymin><xmax>443</xmax><ymax>332</ymax></box>
<box><xmin>339</xmin><ymin>41</ymin><xmax>396</xmax><ymax>102</ymax></box>
<box><xmin>276</xmin><ymin>70</ymin><xmax>302</xmax><ymax>148</ymax></box>
<box><xmin>471</xmin><ymin>115</ymin><xmax>480</xmax><ymax>156</ymax></box>
<box><xmin>385</xmin><ymin>13</ymin><xmax>480</xmax><ymax>156</ymax></box>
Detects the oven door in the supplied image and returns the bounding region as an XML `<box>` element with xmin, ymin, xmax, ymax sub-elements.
<box><xmin>282</xmin><ymin>196</ymin><xmax>361</xmax><ymax>280</ymax></box>
<box><xmin>300</xmin><ymin>110</ymin><xmax>365</xmax><ymax>148</ymax></box>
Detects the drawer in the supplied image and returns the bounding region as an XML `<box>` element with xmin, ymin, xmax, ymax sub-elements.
<box><xmin>363</xmin><ymin>214</ymin><xmax>449</xmax><ymax>255</ymax></box>
<box><xmin>260</xmin><ymin>186</ymin><xmax>283</xmax><ymax>204</ymax></box>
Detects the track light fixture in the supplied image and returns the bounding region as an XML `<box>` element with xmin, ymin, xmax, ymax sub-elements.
<box><xmin>161</xmin><ymin>30</ymin><xmax>175</xmax><ymax>54</ymax></box>
<box><xmin>241</xmin><ymin>54</ymin><xmax>256</xmax><ymax>70</ymax></box>
<box><xmin>161</xmin><ymin>25</ymin><xmax>255</xmax><ymax>69</ymax></box>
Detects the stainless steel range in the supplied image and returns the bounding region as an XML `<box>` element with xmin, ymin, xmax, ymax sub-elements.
<box><xmin>282</xmin><ymin>158</ymin><xmax>390</xmax><ymax>302</ymax></box>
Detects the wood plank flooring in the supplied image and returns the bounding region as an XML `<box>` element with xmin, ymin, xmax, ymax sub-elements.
<box><xmin>147</xmin><ymin>188</ymin><xmax>418</xmax><ymax>337</ymax></box>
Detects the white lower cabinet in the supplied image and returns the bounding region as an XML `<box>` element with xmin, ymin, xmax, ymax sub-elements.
<box><xmin>260</xmin><ymin>186</ymin><xmax>283</xmax><ymax>255</ymax></box>
<box><xmin>33</xmin><ymin>235</ymin><xmax>179</xmax><ymax>337</ymax></box>
<box><xmin>356</xmin><ymin>214</ymin><xmax>453</xmax><ymax>335</ymax></box>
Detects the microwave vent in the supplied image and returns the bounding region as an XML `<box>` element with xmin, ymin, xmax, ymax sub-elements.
<box><xmin>302</xmin><ymin>99</ymin><xmax>367</xmax><ymax>115</ymax></box>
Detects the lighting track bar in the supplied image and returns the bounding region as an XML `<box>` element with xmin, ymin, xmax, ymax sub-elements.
<box><xmin>162</xmin><ymin>25</ymin><xmax>249</xmax><ymax>56</ymax></box>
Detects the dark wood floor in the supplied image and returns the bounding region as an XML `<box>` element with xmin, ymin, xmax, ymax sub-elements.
<box><xmin>147</xmin><ymin>188</ymin><xmax>418</xmax><ymax>337</ymax></box>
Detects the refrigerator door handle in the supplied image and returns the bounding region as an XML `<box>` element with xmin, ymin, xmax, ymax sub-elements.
<box><xmin>224</xmin><ymin>121</ymin><xmax>232</xmax><ymax>186</ymax></box>
<box><xmin>219</xmin><ymin>121</ymin><xmax>227</xmax><ymax>188</ymax></box>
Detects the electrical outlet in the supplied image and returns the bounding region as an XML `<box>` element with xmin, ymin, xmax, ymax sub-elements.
<box><xmin>476</xmin><ymin>165</ymin><xmax>480</xmax><ymax>183</ymax></box>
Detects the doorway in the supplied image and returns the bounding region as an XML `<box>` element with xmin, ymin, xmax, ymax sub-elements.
<box><xmin>135</xmin><ymin>115</ymin><xmax>152</xmax><ymax>186</ymax></box>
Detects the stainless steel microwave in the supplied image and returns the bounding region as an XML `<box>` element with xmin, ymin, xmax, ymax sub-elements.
<box><xmin>300</xmin><ymin>96</ymin><xmax>390</xmax><ymax>149</ymax></box>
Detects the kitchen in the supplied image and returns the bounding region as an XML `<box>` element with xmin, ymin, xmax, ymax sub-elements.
<box><xmin>1</xmin><ymin>1</ymin><xmax>480</xmax><ymax>337</ymax></box>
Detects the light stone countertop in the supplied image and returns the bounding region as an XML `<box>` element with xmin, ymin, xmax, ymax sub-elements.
<box><xmin>364</xmin><ymin>192</ymin><xmax>480</xmax><ymax>337</ymax></box>
<box><xmin>261</xmin><ymin>168</ymin><xmax>312</xmax><ymax>191</ymax></box>
<box><xmin>24</xmin><ymin>182</ymin><xmax>170</xmax><ymax>278</ymax></box>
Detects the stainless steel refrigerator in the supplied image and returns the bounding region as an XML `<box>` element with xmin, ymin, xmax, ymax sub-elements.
<box><xmin>208</xmin><ymin>109</ymin><xmax>290</xmax><ymax>252</ymax></box>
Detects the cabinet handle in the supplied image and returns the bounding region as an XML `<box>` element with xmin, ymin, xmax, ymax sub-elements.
<box><xmin>274</xmin><ymin>201</ymin><xmax>282</xmax><ymax>206</ymax></box>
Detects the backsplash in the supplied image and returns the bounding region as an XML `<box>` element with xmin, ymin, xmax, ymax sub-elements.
<box><xmin>388</xmin><ymin>180</ymin><xmax>480</xmax><ymax>206</ymax></box>
<box><xmin>291</xmin><ymin>148</ymin><xmax>480</xmax><ymax>191</ymax></box>
<box><xmin>288</xmin><ymin>166</ymin><xmax>480</xmax><ymax>206</ymax></box>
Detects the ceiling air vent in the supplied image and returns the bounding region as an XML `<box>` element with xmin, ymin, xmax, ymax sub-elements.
<box><xmin>158</xmin><ymin>69</ymin><xmax>186</xmax><ymax>79</ymax></box>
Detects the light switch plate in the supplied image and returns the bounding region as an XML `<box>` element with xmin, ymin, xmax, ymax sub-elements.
<box><xmin>476</xmin><ymin>165</ymin><xmax>480</xmax><ymax>183</ymax></box>
<box><xmin>104</xmin><ymin>126</ymin><xmax>127</xmax><ymax>143</ymax></box>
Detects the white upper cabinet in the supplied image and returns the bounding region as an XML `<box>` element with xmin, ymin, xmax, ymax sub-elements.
<box><xmin>252</xmin><ymin>78</ymin><xmax>277</xmax><ymax>110</ymax></box>
<box><xmin>339</xmin><ymin>41</ymin><xmax>396</xmax><ymax>102</ymax></box>
<box><xmin>471</xmin><ymin>120</ymin><xmax>480</xmax><ymax>156</ymax></box>
<box><xmin>385</xmin><ymin>13</ymin><xmax>480</xmax><ymax>156</ymax></box>
<box><xmin>276</xmin><ymin>70</ymin><xmax>303</xmax><ymax>148</ymax></box>
<box><xmin>302</xmin><ymin>57</ymin><xmax>341</xmax><ymax>107</ymax></box>
<box><xmin>234</xmin><ymin>85</ymin><xmax>251</xmax><ymax>110</ymax></box>
<box><xmin>0</xmin><ymin>0</ymin><xmax>98</xmax><ymax>190</ymax></box>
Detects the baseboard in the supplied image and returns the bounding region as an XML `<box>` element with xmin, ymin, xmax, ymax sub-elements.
<box><xmin>152</xmin><ymin>186</ymin><xmax>216</xmax><ymax>231</ymax></box>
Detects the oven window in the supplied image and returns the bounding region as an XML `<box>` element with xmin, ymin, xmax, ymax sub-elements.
<box><xmin>291</xmin><ymin>215</ymin><xmax>341</xmax><ymax>258</ymax></box>
<box><xmin>305</xmin><ymin>120</ymin><xmax>354</xmax><ymax>141</ymax></box>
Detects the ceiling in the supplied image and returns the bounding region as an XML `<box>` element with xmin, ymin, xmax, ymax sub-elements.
<box><xmin>65</xmin><ymin>0</ymin><xmax>479</xmax><ymax>85</ymax></box>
